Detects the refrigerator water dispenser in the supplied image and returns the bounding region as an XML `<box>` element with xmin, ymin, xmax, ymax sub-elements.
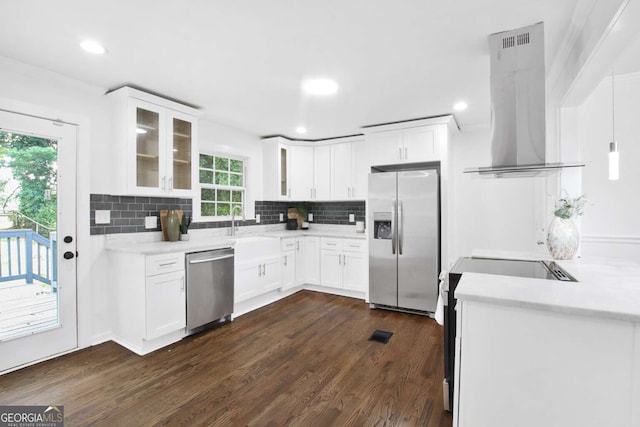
<box><xmin>373</xmin><ymin>212</ymin><xmax>392</xmax><ymax>239</ymax></box>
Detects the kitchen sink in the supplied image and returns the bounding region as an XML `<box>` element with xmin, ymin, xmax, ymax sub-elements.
<box><xmin>231</xmin><ymin>235</ymin><xmax>280</xmax><ymax>259</ymax></box>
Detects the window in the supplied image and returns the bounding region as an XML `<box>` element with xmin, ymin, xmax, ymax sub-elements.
<box><xmin>198</xmin><ymin>153</ymin><xmax>245</xmax><ymax>218</ymax></box>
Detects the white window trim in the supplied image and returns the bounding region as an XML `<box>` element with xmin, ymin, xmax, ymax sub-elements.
<box><xmin>194</xmin><ymin>151</ymin><xmax>247</xmax><ymax>223</ymax></box>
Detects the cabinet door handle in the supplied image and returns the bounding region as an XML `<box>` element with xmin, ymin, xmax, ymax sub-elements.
<box><xmin>398</xmin><ymin>147</ymin><xmax>402</xmax><ymax>160</ymax></box>
<box><xmin>338</xmin><ymin>254</ymin><xmax>341</xmax><ymax>265</ymax></box>
<box><xmin>169</xmin><ymin>177</ymin><xmax>173</xmax><ymax>191</ymax></box>
<box><xmin>296</xmin><ymin>241</ymin><xmax>300</xmax><ymax>251</ymax></box>
<box><xmin>284</xmin><ymin>255</ymin><xmax>287</xmax><ymax>266</ymax></box>
<box><xmin>262</xmin><ymin>264</ymin><xmax>266</xmax><ymax>275</ymax></box>
<box><xmin>258</xmin><ymin>264</ymin><xmax>262</xmax><ymax>277</ymax></box>
<box><xmin>343</xmin><ymin>254</ymin><xmax>346</xmax><ymax>266</ymax></box>
<box><xmin>162</xmin><ymin>176</ymin><xmax>166</xmax><ymax>191</ymax></box>
<box><xmin>404</xmin><ymin>146</ymin><xmax>408</xmax><ymax>159</ymax></box>
<box><xmin>288</xmin><ymin>188</ymin><xmax>291</xmax><ymax>198</ymax></box>
<box><xmin>159</xmin><ymin>261</ymin><xmax>176</xmax><ymax>267</ymax></box>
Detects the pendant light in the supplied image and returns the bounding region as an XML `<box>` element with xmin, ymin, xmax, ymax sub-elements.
<box><xmin>609</xmin><ymin>68</ymin><xmax>620</xmax><ymax>181</ymax></box>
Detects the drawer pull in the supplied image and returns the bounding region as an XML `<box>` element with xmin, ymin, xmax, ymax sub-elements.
<box><xmin>326</xmin><ymin>243</ymin><xmax>337</xmax><ymax>246</ymax></box>
<box><xmin>189</xmin><ymin>254</ymin><xmax>234</xmax><ymax>264</ymax></box>
<box><xmin>159</xmin><ymin>261</ymin><xmax>177</xmax><ymax>267</ymax></box>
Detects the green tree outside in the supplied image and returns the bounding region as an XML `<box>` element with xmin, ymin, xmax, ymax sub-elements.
<box><xmin>0</xmin><ymin>131</ymin><xmax>57</xmax><ymax>232</ymax></box>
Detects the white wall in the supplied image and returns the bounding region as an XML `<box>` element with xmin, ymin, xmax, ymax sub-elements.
<box><xmin>576</xmin><ymin>72</ymin><xmax>640</xmax><ymax>260</ymax></box>
<box><xmin>450</xmin><ymin>125</ymin><xmax>545</xmax><ymax>262</ymax></box>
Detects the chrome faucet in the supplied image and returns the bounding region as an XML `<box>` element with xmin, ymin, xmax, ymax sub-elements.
<box><xmin>230</xmin><ymin>206</ymin><xmax>242</xmax><ymax>236</ymax></box>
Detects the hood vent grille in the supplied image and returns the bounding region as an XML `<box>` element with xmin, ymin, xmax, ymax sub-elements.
<box><xmin>464</xmin><ymin>22</ymin><xmax>585</xmax><ymax>177</ymax></box>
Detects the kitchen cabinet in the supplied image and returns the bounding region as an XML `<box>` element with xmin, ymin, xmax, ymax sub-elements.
<box><xmin>313</xmin><ymin>145</ymin><xmax>331</xmax><ymax>200</ymax></box>
<box><xmin>108</xmin><ymin>86</ymin><xmax>198</xmax><ymax>197</ymax></box>
<box><xmin>330</xmin><ymin>139</ymin><xmax>366</xmax><ymax>200</ymax></box>
<box><xmin>304</xmin><ymin>236</ymin><xmax>321</xmax><ymax>285</ymax></box>
<box><xmin>235</xmin><ymin>255</ymin><xmax>281</xmax><ymax>302</ymax></box>
<box><xmin>262</xmin><ymin>137</ymin><xmax>291</xmax><ymax>200</ymax></box>
<box><xmin>320</xmin><ymin>237</ymin><xmax>367</xmax><ymax>291</ymax></box>
<box><xmin>290</xmin><ymin>145</ymin><xmax>314</xmax><ymax>200</ymax></box>
<box><xmin>453</xmin><ymin>297</ymin><xmax>639</xmax><ymax>427</ymax></box>
<box><xmin>110</xmin><ymin>251</ymin><xmax>186</xmax><ymax>355</ymax></box>
<box><xmin>366</xmin><ymin>125</ymin><xmax>437</xmax><ymax>166</ymax></box>
<box><xmin>234</xmin><ymin>236</ymin><xmax>282</xmax><ymax>302</ymax></box>
<box><xmin>280</xmin><ymin>237</ymin><xmax>307</xmax><ymax>290</ymax></box>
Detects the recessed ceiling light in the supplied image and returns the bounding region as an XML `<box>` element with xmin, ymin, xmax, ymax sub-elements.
<box><xmin>80</xmin><ymin>39</ymin><xmax>105</xmax><ymax>55</ymax></box>
<box><xmin>295</xmin><ymin>126</ymin><xmax>307</xmax><ymax>134</ymax></box>
<box><xmin>453</xmin><ymin>101</ymin><xmax>468</xmax><ymax>111</ymax></box>
<box><xmin>302</xmin><ymin>78</ymin><xmax>338</xmax><ymax>96</ymax></box>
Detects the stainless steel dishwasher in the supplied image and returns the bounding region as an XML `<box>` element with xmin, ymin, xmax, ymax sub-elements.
<box><xmin>185</xmin><ymin>247</ymin><xmax>234</xmax><ymax>335</ymax></box>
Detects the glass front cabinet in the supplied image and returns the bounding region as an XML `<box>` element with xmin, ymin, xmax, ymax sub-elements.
<box><xmin>109</xmin><ymin>87</ymin><xmax>198</xmax><ymax>197</ymax></box>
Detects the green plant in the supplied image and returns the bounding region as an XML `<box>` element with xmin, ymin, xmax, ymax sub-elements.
<box><xmin>180</xmin><ymin>214</ymin><xmax>191</xmax><ymax>234</ymax></box>
<box><xmin>295</xmin><ymin>204</ymin><xmax>308</xmax><ymax>221</ymax></box>
<box><xmin>553</xmin><ymin>192</ymin><xmax>588</xmax><ymax>219</ymax></box>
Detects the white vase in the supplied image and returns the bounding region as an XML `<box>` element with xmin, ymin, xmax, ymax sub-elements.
<box><xmin>546</xmin><ymin>217</ymin><xmax>579</xmax><ymax>260</ymax></box>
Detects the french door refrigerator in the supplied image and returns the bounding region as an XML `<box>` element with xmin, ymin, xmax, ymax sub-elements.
<box><xmin>368</xmin><ymin>169</ymin><xmax>439</xmax><ymax>312</ymax></box>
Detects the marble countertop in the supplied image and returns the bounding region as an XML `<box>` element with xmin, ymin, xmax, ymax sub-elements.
<box><xmin>106</xmin><ymin>225</ymin><xmax>366</xmax><ymax>254</ymax></box>
<box><xmin>262</xmin><ymin>229</ymin><xmax>367</xmax><ymax>240</ymax></box>
<box><xmin>455</xmin><ymin>253</ymin><xmax>640</xmax><ymax>322</ymax></box>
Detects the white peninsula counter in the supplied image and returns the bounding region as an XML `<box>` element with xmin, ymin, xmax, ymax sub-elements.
<box><xmin>453</xmin><ymin>256</ymin><xmax>640</xmax><ymax>427</ymax></box>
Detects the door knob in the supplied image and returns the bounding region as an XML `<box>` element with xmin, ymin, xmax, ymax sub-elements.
<box><xmin>63</xmin><ymin>251</ymin><xmax>75</xmax><ymax>260</ymax></box>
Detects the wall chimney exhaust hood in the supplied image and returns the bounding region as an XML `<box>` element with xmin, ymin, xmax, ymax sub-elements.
<box><xmin>464</xmin><ymin>22</ymin><xmax>584</xmax><ymax>176</ymax></box>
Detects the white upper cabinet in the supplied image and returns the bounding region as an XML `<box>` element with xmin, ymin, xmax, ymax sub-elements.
<box><xmin>313</xmin><ymin>145</ymin><xmax>331</xmax><ymax>200</ymax></box>
<box><xmin>366</xmin><ymin>124</ymin><xmax>437</xmax><ymax>166</ymax></box>
<box><xmin>262</xmin><ymin>137</ymin><xmax>291</xmax><ymax>200</ymax></box>
<box><xmin>289</xmin><ymin>145</ymin><xmax>314</xmax><ymax>200</ymax></box>
<box><xmin>331</xmin><ymin>142</ymin><xmax>352</xmax><ymax>200</ymax></box>
<box><xmin>108</xmin><ymin>86</ymin><xmax>198</xmax><ymax>197</ymax></box>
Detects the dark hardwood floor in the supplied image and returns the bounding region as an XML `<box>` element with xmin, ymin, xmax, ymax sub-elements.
<box><xmin>0</xmin><ymin>291</ymin><xmax>453</xmax><ymax>426</ymax></box>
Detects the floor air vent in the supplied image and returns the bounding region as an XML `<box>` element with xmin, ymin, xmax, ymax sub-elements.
<box><xmin>368</xmin><ymin>330</ymin><xmax>393</xmax><ymax>344</ymax></box>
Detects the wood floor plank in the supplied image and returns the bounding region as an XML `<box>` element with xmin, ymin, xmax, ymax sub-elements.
<box><xmin>0</xmin><ymin>290</ymin><xmax>452</xmax><ymax>426</ymax></box>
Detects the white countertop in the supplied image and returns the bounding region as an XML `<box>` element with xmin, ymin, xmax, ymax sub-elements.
<box><xmin>455</xmin><ymin>254</ymin><xmax>640</xmax><ymax>322</ymax></box>
<box><xmin>106</xmin><ymin>224</ymin><xmax>366</xmax><ymax>254</ymax></box>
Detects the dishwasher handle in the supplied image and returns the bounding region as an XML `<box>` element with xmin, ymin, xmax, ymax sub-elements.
<box><xmin>188</xmin><ymin>254</ymin><xmax>234</xmax><ymax>264</ymax></box>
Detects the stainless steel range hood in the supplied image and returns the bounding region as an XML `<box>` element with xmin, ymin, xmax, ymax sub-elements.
<box><xmin>464</xmin><ymin>22</ymin><xmax>584</xmax><ymax>176</ymax></box>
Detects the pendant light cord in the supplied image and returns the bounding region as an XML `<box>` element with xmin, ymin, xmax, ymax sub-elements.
<box><xmin>612</xmin><ymin>68</ymin><xmax>616</xmax><ymax>142</ymax></box>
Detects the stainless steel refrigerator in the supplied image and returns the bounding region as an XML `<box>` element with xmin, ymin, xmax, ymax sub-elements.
<box><xmin>368</xmin><ymin>169</ymin><xmax>439</xmax><ymax>312</ymax></box>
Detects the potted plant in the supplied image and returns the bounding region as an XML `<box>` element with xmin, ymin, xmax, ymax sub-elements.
<box><xmin>546</xmin><ymin>192</ymin><xmax>588</xmax><ymax>259</ymax></box>
<box><xmin>296</xmin><ymin>204</ymin><xmax>309</xmax><ymax>230</ymax></box>
<box><xmin>180</xmin><ymin>214</ymin><xmax>192</xmax><ymax>241</ymax></box>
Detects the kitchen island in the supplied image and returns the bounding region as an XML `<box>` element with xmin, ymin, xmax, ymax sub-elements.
<box><xmin>453</xmin><ymin>256</ymin><xmax>640</xmax><ymax>427</ymax></box>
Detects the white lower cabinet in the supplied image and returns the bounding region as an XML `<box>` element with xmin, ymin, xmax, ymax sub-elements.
<box><xmin>281</xmin><ymin>249</ymin><xmax>295</xmax><ymax>290</ymax></box>
<box><xmin>235</xmin><ymin>255</ymin><xmax>281</xmax><ymax>302</ymax></box>
<box><xmin>320</xmin><ymin>237</ymin><xmax>367</xmax><ymax>291</ymax></box>
<box><xmin>145</xmin><ymin>270</ymin><xmax>186</xmax><ymax>340</ymax></box>
<box><xmin>110</xmin><ymin>251</ymin><xmax>186</xmax><ymax>355</ymax></box>
<box><xmin>304</xmin><ymin>236</ymin><xmax>321</xmax><ymax>285</ymax></box>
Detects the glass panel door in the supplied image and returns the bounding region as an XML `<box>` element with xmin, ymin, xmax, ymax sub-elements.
<box><xmin>172</xmin><ymin>117</ymin><xmax>192</xmax><ymax>191</ymax></box>
<box><xmin>136</xmin><ymin>107</ymin><xmax>160</xmax><ymax>188</ymax></box>
<box><xmin>0</xmin><ymin>110</ymin><xmax>77</xmax><ymax>373</ymax></box>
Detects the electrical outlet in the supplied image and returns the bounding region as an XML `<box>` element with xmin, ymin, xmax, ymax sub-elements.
<box><xmin>308</xmin><ymin>213</ymin><xmax>313</xmax><ymax>222</ymax></box>
<box><xmin>279</xmin><ymin>213</ymin><xmax>284</xmax><ymax>222</ymax></box>
<box><xmin>95</xmin><ymin>210</ymin><xmax>110</xmax><ymax>225</ymax></box>
<box><xmin>349</xmin><ymin>213</ymin><xmax>355</xmax><ymax>223</ymax></box>
<box><xmin>256</xmin><ymin>214</ymin><xmax>261</xmax><ymax>224</ymax></box>
<box><xmin>145</xmin><ymin>216</ymin><xmax>157</xmax><ymax>229</ymax></box>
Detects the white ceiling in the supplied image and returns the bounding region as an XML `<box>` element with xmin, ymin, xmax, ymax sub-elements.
<box><xmin>0</xmin><ymin>0</ymin><xmax>582</xmax><ymax>139</ymax></box>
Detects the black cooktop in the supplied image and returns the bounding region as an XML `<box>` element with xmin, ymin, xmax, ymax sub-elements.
<box><xmin>450</xmin><ymin>257</ymin><xmax>577</xmax><ymax>282</ymax></box>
